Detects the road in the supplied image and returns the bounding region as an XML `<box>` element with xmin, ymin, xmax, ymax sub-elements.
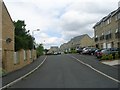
<box><xmin>8</xmin><ymin>54</ymin><xmax>119</xmax><ymax>88</ymax></box>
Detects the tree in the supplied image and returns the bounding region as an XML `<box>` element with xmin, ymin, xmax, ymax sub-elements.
<box><xmin>36</xmin><ymin>44</ymin><xmax>44</xmax><ymax>57</ymax></box>
<box><xmin>14</xmin><ymin>20</ymin><xmax>34</xmax><ymax>51</ymax></box>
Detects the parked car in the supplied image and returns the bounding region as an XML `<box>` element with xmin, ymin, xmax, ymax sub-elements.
<box><xmin>95</xmin><ymin>49</ymin><xmax>103</xmax><ymax>58</ymax></box>
<box><xmin>76</xmin><ymin>48</ymin><xmax>83</xmax><ymax>54</ymax></box>
<box><xmin>109</xmin><ymin>48</ymin><xmax>119</xmax><ymax>58</ymax></box>
<box><xmin>96</xmin><ymin>48</ymin><xmax>119</xmax><ymax>58</ymax></box>
<box><xmin>54</xmin><ymin>52</ymin><xmax>61</xmax><ymax>55</ymax></box>
<box><xmin>88</xmin><ymin>48</ymin><xmax>97</xmax><ymax>55</ymax></box>
<box><xmin>82</xmin><ymin>48</ymin><xmax>89</xmax><ymax>54</ymax></box>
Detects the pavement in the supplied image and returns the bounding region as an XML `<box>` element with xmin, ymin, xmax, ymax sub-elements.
<box><xmin>101</xmin><ymin>59</ymin><xmax>120</xmax><ymax>66</ymax></box>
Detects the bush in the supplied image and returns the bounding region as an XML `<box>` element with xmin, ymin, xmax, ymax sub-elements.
<box><xmin>71</xmin><ymin>50</ymin><xmax>77</xmax><ymax>53</ymax></box>
<box><xmin>0</xmin><ymin>68</ymin><xmax>7</xmax><ymax>77</ymax></box>
<box><xmin>115</xmin><ymin>53</ymin><xmax>119</xmax><ymax>59</ymax></box>
<box><xmin>101</xmin><ymin>54</ymin><xmax>113</xmax><ymax>60</ymax></box>
<box><xmin>108</xmin><ymin>54</ymin><xmax>113</xmax><ymax>60</ymax></box>
<box><xmin>64</xmin><ymin>52</ymin><xmax>67</xmax><ymax>54</ymax></box>
<box><xmin>101</xmin><ymin>54</ymin><xmax>108</xmax><ymax>60</ymax></box>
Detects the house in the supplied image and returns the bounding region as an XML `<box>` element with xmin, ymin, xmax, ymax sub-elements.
<box><xmin>0</xmin><ymin>1</ymin><xmax>2</xmax><ymax>68</ymax></box>
<box><xmin>1</xmin><ymin>2</ymin><xmax>37</xmax><ymax>73</ymax></box>
<box><xmin>60</xmin><ymin>34</ymin><xmax>95</xmax><ymax>52</ymax></box>
<box><xmin>93</xmin><ymin>7</ymin><xmax>120</xmax><ymax>49</ymax></box>
<box><xmin>47</xmin><ymin>46</ymin><xmax>59</xmax><ymax>54</ymax></box>
<box><xmin>2</xmin><ymin>2</ymin><xmax>15</xmax><ymax>72</ymax></box>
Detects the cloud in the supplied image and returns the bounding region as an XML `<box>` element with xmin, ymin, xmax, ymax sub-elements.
<box><xmin>3</xmin><ymin>0</ymin><xmax>119</xmax><ymax>48</ymax></box>
<box><xmin>35</xmin><ymin>32</ymin><xmax>66</xmax><ymax>49</ymax></box>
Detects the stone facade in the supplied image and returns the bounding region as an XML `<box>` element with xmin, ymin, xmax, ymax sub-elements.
<box><xmin>48</xmin><ymin>46</ymin><xmax>59</xmax><ymax>54</ymax></box>
<box><xmin>0</xmin><ymin>0</ymin><xmax>2</xmax><ymax>68</ymax></box>
<box><xmin>93</xmin><ymin>7</ymin><xmax>120</xmax><ymax>49</ymax></box>
<box><xmin>1</xmin><ymin>2</ymin><xmax>37</xmax><ymax>73</ymax></box>
<box><xmin>2</xmin><ymin>2</ymin><xmax>15</xmax><ymax>72</ymax></box>
<box><xmin>60</xmin><ymin>34</ymin><xmax>95</xmax><ymax>52</ymax></box>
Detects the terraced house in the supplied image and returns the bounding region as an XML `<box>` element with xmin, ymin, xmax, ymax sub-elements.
<box><xmin>93</xmin><ymin>7</ymin><xmax>120</xmax><ymax>49</ymax></box>
<box><xmin>60</xmin><ymin>34</ymin><xmax>95</xmax><ymax>52</ymax></box>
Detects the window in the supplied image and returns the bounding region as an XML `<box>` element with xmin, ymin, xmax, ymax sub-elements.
<box><xmin>108</xmin><ymin>31</ymin><xmax>111</xmax><ymax>34</ymax></box>
<box><xmin>115</xmin><ymin>13</ymin><xmax>120</xmax><ymax>20</ymax></box>
<box><xmin>100</xmin><ymin>35</ymin><xmax>104</xmax><ymax>41</ymax></box>
<box><xmin>115</xmin><ymin>15</ymin><xmax>118</xmax><ymax>21</ymax></box>
<box><xmin>116</xmin><ymin>29</ymin><xmax>118</xmax><ymax>33</ymax></box>
<box><xmin>115</xmin><ymin>29</ymin><xmax>120</xmax><ymax>38</ymax></box>
<box><xmin>106</xmin><ymin>18</ymin><xmax>111</xmax><ymax>25</ymax></box>
<box><xmin>95</xmin><ymin>37</ymin><xmax>98</xmax><ymax>42</ymax></box>
<box><xmin>109</xmin><ymin>18</ymin><xmax>111</xmax><ymax>23</ymax></box>
<box><xmin>118</xmin><ymin>12</ymin><xmax>120</xmax><ymax>19</ymax></box>
<box><xmin>105</xmin><ymin>31</ymin><xmax>112</xmax><ymax>40</ymax></box>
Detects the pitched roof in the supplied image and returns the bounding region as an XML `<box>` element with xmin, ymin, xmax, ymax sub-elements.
<box><xmin>93</xmin><ymin>7</ymin><xmax>120</xmax><ymax>28</ymax></box>
<box><xmin>71</xmin><ymin>34</ymin><xmax>88</xmax><ymax>42</ymax></box>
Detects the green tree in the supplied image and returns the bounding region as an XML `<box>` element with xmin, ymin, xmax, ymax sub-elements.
<box><xmin>14</xmin><ymin>20</ymin><xmax>34</xmax><ymax>51</ymax></box>
<box><xmin>36</xmin><ymin>44</ymin><xmax>44</xmax><ymax>57</ymax></box>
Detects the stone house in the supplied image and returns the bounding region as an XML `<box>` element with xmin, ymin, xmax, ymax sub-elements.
<box><xmin>60</xmin><ymin>34</ymin><xmax>95</xmax><ymax>52</ymax></box>
<box><xmin>48</xmin><ymin>46</ymin><xmax>59</xmax><ymax>54</ymax></box>
<box><xmin>1</xmin><ymin>2</ymin><xmax>37</xmax><ymax>73</ymax></box>
<box><xmin>93</xmin><ymin>7</ymin><xmax>120</xmax><ymax>49</ymax></box>
<box><xmin>2</xmin><ymin>2</ymin><xmax>15</xmax><ymax>72</ymax></box>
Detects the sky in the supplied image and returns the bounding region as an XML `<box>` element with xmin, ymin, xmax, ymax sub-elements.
<box><xmin>3</xmin><ymin>0</ymin><xmax>119</xmax><ymax>49</ymax></box>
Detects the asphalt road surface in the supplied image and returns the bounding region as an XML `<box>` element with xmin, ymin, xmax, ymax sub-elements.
<box><xmin>8</xmin><ymin>54</ymin><xmax>119</xmax><ymax>88</ymax></box>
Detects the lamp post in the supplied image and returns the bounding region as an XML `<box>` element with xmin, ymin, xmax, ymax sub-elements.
<box><xmin>32</xmin><ymin>29</ymin><xmax>40</xmax><ymax>62</ymax></box>
<box><xmin>32</xmin><ymin>29</ymin><xmax>40</xmax><ymax>50</ymax></box>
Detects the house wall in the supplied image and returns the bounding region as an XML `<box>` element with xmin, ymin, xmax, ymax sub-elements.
<box><xmin>94</xmin><ymin>8</ymin><xmax>120</xmax><ymax>49</ymax></box>
<box><xmin>2</xmin><ymin>2</ymin><xmax>15</xmax><ymax>72</ymax></box>
<box><xmin>0</xmin><ymin>1</ymin><xmax>2</xmax><ymax>68</ymax></box>
<box><xmin>80</xmin><ymin>35</ymin><xmax>95</xmax><ymax>47</ymax></box>
<box><xmin>60</xmin><ymin>34</ymin><xmax>95</xmax><ymax>52</ymax></box>
<box><xmin>2</xmin><ymin>2</ymin><xmax>37</xmax><ymax>73</ymax></box>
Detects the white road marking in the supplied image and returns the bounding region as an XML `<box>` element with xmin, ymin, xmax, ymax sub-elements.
<box><xmin>1</xmin><ymin>56</ymin><xmax>47</xmax><ymax>89</ymax></box>
<box><xmin>71</xmin><ymin>55</ymin><xmax>120</xmax><ymax>83</ymax></box>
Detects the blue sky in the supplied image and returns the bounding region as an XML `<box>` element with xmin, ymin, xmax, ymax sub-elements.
<box><xmin>3</xmin><ymin>0</ymin><xmax>119</xmax><ymax>49</ymax></box>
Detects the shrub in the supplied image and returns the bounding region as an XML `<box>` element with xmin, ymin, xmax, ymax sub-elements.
<box><xmin>115</xmin><ymin>53</ymin><xmax>119</xmax><ymax>59</ymax></box>
<box><xmin>0</xmin><ymin>68</ymin><xmax>7</xmax><ymax>77</ymax></box>
<box><xmin>101</xmin><ymin>54</ymin><xmax>107</xmax><ymax>60</ymax></box>
<box><xmin>108</xmin><ymin>54</ymin><xmax>113</xmax><ymax>60</ymax></box>
<box><xmin>71</xmin><ymin>50</ymin><xmax>77</xmax><ymax>53</ymax></box>
<box><xmin>64</xmin><ymin>52</ymin><xmax>67</xmax><ymax>54</ymax></box>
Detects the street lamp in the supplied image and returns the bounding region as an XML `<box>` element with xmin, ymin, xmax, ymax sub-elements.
<box><xmin>31</xmin><ymin>29</ymin><xmax>40</xmax><ymax>62</ymax></box>
<box><xmin>32</xmin><ymin>29</ymin><xmax>40</xmax><ymax>50</ymax></box>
